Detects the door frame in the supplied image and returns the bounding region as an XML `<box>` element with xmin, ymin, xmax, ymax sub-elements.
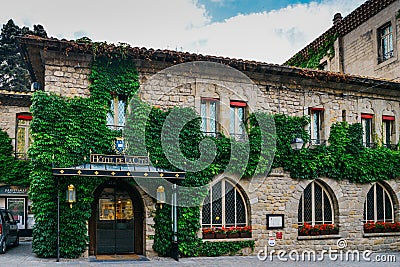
<box><xmin>89</xmin><ymin>179</ymin><xmax>144</xmax><ymax>255</ymax></box>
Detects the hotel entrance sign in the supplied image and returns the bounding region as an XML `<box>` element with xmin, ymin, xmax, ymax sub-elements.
<box><xmin>90</xmin><ymin>154</ymin><xmax>149</xmax><ymax>165</ymax></box>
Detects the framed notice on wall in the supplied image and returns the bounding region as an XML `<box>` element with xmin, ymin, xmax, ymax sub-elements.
<box><xmin>266</xmin><ymin>214</ymin><xmax>284</xmax><ymax>230</ymax></box>
<box><xmin>7</xmin><ymin>198</ymin><xmax>25</xmax><ymax>229</ymax></box>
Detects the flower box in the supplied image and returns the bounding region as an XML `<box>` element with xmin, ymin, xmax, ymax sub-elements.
<box><xmin>363</xmin><ymin>221</ymin><xmax>400</xmax><ymax>233</ymax></box>
<box><xmin>240</xmin><ymin>231</ymin><xmax>251</xmax><ymax>238</ymax></box>
<box><xmin>298</xmin><ymin>223</ymin><xmax>339</xmax><ymax>236</ymax></box>
<box><xmin>202</xmin><ymin>233</ymin><xmax>215</xmax><ymax>239</ymax></box>
<box><xmin>215</xmin><ymin>233</ymin><xmax>226</xmax><ymax>239</ymax></box>
<box><xmin>227</xmin><ymin>232</ymin><xmax>240</xmax><ymax>238</ymax></box>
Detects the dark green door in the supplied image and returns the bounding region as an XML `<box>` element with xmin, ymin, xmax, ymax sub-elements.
<box><xmin>96</xmin><ymin>182</ymin><xmax>134</xmax><ymax>254</ymax></box>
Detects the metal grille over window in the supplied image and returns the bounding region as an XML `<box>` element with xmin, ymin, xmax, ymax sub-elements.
<box><xmin>225</xmin><ymin>182</ymin><xmax>235</xmax><ymax>225</ymax></box>
<box><xmin>201</xmin><ymin>179</ymin><xmax>248</xmax><ymax>228</ymax></box>
<box><xmin>298</xmin><ymin>181</ymin><xmax>334</xmax><ymax>225</ymax></box>
<box><xmin>212</xmin><ymin>181</ymin><xmax>222</xmax><ymax>226</ymax></box>
<box><xmin>364</xmin><ymin>183</ymin><xmax>394</xmax><ymax>223</ymax></box>
<box><xmin>202</xmin><ymin>193</ymin><xmax>211</xmax><ymax>225</ymax></box>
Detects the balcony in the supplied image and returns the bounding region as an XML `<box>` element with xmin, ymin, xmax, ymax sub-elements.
<box><xmin>363</xmin><ymin>142</ymin><xmax>377</xmax><ymax>149</ymax></box>
<box><xmin>383</xmin><ymin>143</ymin><xmax>398</xmax><ymax>150</ymax></box>
<box><xmin>14</xmin><ymin>152</ymin><xmax>30</xmax><ymax>160</ymax></box>
<box><xmin>309</xmin><ymin>139</ymin><xmax>327</xmax><ymax>146</ymax></box>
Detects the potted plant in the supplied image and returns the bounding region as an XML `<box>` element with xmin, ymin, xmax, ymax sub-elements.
<box><xmin>202</xmin><ymin>227</ymin><xmax>215</xmax><ymax>239</ymax></box>
<box><xmin>239</xmin><ymin>226</ymin><xmax>252</xmax><ymax>238</ymax></box>
<box><xmin>215</xmin><ymin>227</ymin><xmax>227</xmax><ymax>239</ymax></box>
<box><xmin>227</xmin><ymin>226</ymin><xmax>240</xmax><ymax>238</ymax></box>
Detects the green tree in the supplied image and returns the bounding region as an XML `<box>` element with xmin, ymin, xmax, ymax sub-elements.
<box><xmin>0</xmin><ymin>19</ymin><xmax>47</xmax><ymax>91</ymax></box>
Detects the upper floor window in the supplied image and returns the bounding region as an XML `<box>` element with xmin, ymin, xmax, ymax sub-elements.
<box><xmin>202</xmin><ymin>179</ymin><xmax>248</xmax><ymax>228</ymax></box>
<box><xmin>382</xmin><ymin>116</ymin><xmax>395</xmax><ymax>149</ymax></box>
<box><xmin>361</xmin><ymin>114</ymin><xmax>374</xmax><ymax>148</ymax></box>
<box><xmin>107</xmin><ymin>95</ymin><xmax>126</xmax><ymax>129</ymax></box>
<box><xmin>378</xmin><ymin>23</ymin><xmax>393</xmax><ymax>63</ymax></box>
<box><xmin>201</xmin><ymin>98</ymin><xmax>218</xmax><ymax>137</ymax></box>
<box><xmin>309</xmin><ymin>108</ymin><xmax>324</xmax><ymax>145</ymax></box>
<box><xmin>298</xmin><ymin>180</ymin><xmax>335</xmax><ymax>226</ymax></box>
<box><xmin>230</xmin><ymin>101</ymin><xmax>246</xmax><ymax>141</ymax></box>
<box><xmin>364</xmin><ymin>183</ymin><xmax>394</xmax><ymax>223</ymax></box>
<box><xmin>16</xmin><ymin>113</ymin><xmax>32</xmax><ymax>159</ymax></box>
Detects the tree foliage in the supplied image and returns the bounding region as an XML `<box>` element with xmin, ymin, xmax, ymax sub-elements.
<box><xmin>0</xmin><ymin>19</ymin><xmax>47</xmax><ymax>91</ymax></box>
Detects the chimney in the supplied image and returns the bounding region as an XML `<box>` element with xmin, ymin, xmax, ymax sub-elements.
<box><xmin>333</xmin><ymin>13</ymin><xmax>343</xmax><ymax>25</ymax></box>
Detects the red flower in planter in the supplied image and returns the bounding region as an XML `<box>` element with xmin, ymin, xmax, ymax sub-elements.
<box><xmin>202</xmin><ymin>227</ymin><xmax>215</xmax><ymax>235</ymax></box>
<box><xmin>364</xmin><ymin>221</ymin><xmax>375</xmax><ymax>231</ymax></box>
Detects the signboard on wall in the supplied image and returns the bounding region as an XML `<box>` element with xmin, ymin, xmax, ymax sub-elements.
<box><xmin>0</xmin><ymin>186</ymin><xmax>28</xmax><ymax>196</ymax></box>
<box><xmin>266</xmin><ymin>214</ymin><xmax>284</xmax><ymax>230</ymax></box>
<box><xmin>7</xmin><ymin>198</ymin><xmax>25</xmax><ymax>229</ymax></box>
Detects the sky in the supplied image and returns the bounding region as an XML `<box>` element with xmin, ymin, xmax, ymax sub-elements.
<box><xmin>0</xmin><ymin>0</ymin><xmax>366</xmax><ymax>64</ymax></box>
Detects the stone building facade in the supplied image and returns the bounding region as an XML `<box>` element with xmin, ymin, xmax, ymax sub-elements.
<box><xmin>285</xmin><ymin>0</ymin><xmax>400</xmax><ymax>82</ymax></box>
<box><xmin>11</xmin><ymin>36</ymin><xmax>400</xmax><ymax>256</ymax></box>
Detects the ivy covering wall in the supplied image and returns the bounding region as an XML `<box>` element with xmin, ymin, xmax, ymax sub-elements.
<box><xmin>285</xmin><ymin>34</ymin><xmax>337</xmax><ymax>69</ymax></box>
<box><xmin>0</xmin><ymin>129</ymin><xmax>31</xmax><ymax>186</ymax></box>
<box><xmin>28</xmin><ymin>57</ymin><xmax>139</xmax><ymax>258</ymax></box>
<box><xmin>27</xmin><ymin>52</ymin><xmax>400</xmax><ymax>259</ymax></box>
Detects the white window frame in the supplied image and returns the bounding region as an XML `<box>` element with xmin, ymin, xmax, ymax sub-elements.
<box><xmin>200</xmin><ymin>98</ymin><xmax>218</xmax><ymax>137</ymax></box>
<box><xmin>15</xmin><ymin>113</ymin><xmax>32</xmax><ymax>159</ymax></box>
<box><xmin>201</xmin><ymin>179</ymin><xmax>248</xmax><ymax>228</ymax></box>
<box><xmin>364</xmin><ymin>183</ymin><xmax>394</xmax><ymax>223</ymax></box>
<box><xmin>378</xmin><ymin>22</ymin><xmax>394</xmax><ymax>63</ymax></box>
<box><xmin>309</xmin><ymin>108</ymin><xmax>324</xmax><ymax>145</ymax></box>
<box><xmin>229</xmin><ymin>101</ymin><xmax>247</xmax><ymax>141</ymax></box>
<box><xmin>361</xmin><ymin>114</ymin><xmax>374</xmax><ymax>147</ymax></box>
<box><xmin>382</xmin><ymin>116</ymin><xmax>395</xmax><ymax>147</ymax></box>
<box><xmin>107</xmin><ymin>95</ymin><xmax>126</xmax><ymax>129</ymax></box>
<box><xmin>298</xmin><ymin>181</ymin><xmax>334</xmax><ymax>226</ymax></box>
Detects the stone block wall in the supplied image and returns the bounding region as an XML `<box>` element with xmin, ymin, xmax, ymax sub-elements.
<box><xmin>330</xmin><ymin>0</ymin><xmax>400</xmax><ymax>81</ymax></box>
<box><xmin>0</xmin><ymin>100</ymin><xmax>30</xmax><ymax>150</ymax></box>
<box><xmin>42</xmin><ymin>51</ymin><xmax>91</xmax><ymax>98</ymax></box>
<box><xmin>235</xmin><ymin>169</ymin><xmax>400</xmax><ymax>255</ymax></box>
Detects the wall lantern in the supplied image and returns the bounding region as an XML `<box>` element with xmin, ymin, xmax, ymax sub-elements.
<box><xmin>66</xmin><ymin>184</ymin><xmax>76</xmax><ymax>208</ymax></box>
<box><xmin>156</xmin><ymin>186</ymin><xmax>166</xmax><ymax>209</ymax></box>
<box><xmin>290</xmin><ymin>137</ymin><xmax>304</xmax><ymax>150</ymax></box>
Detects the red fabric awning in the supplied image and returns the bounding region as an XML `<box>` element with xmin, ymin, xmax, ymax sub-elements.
<box><xmin>382</xmin><ymin>115</ymin><xmax>395</xmax><ymax>121</ymax></box>
<box><xmin>310</xmin><ymin>107</ymin><xmax>324</xmax><ymax>111</ymax></box>
<box><xmin>361</xmin><ymin>114</ymin><xmax>373</xmax><ymax>119</ymax></box>
<box><xmin>230</xmin><ymin>101</ymin><xmax>247</xmax><ymax>107</ymax></box>
<box><xmin>17</xmin><ymin>114</ymin><xmax>32</xmax><ymax>120</ymax></box>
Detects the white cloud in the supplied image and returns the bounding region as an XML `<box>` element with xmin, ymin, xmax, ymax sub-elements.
<box><xmin>0</xmin><ymin>0</ymin><xmax>366</xmax><ymax>63</ymax></box>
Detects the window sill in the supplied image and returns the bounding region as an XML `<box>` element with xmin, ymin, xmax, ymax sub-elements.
<box><xmin>202</xmin><ymin>237</ymin><xmax>255</xmax><ymax>243</ymax></box>
<box><xmin>297</xmin><ymin>234</ymin><xmax>341</xmax><ymax>240</ymax></box>
<box><xmin>375</xmin><ymin>55</ymin><xmax>397</xmax><ymax>70</ymax></box>
<box><xmin>363</xmin><ymin>232</ymin><xmax>400</xmax><ymax>238</ymax></box>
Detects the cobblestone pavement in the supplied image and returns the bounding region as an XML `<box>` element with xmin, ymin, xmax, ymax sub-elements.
<box><xmin>1</xmin><ymin>242</ymin><xmax>399</xmax><ymax>267</ymax></box>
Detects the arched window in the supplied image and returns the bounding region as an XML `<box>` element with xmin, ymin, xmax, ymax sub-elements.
<box><xmin>298</xmin><ymin>181</ymin><xmax>334</xmax><ymax>225</ymax></box>
<box><xmin>202</xmin><ymin>179</ymin><xmax>248</xmax><ymax>228</ymax></box>
<box><xmin>364</xmin><ymin>183</ymin><xmax>394</xmax><ymax>223</ymax></box>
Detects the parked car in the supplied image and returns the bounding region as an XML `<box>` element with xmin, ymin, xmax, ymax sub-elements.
<box><xmin>0</xmin><ymin>209</ymin><xmax>19</xmax><ymax>253</ymax></box>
